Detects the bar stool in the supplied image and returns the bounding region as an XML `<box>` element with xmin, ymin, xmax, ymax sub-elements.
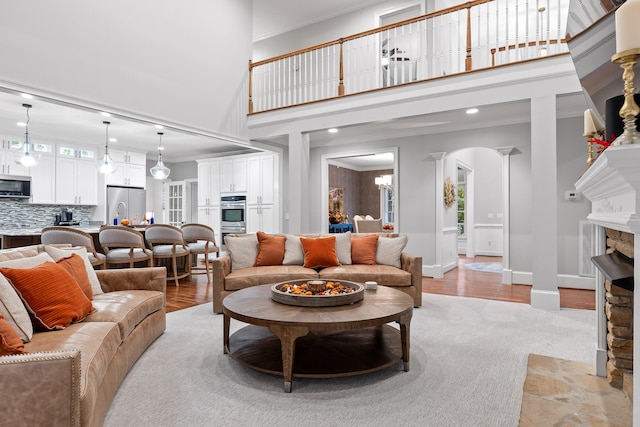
<box><xmin>181</xmin><ymin>223</ymin><xmax>219</xmax><ymax>282</ymax></box>
<box><xmin>41</xmin><ymin>226</ymin><xmax>106</xmax><ymax>269</ymax></box>
<box><xmin>99</xmin><ymin>225</ymin><xmax>153</xmax><ymax>269</ymax></box>
<box><xmin>145</xmin><ymin>224</ymin><xmax>191</xmax><ymax>286</ymax></box>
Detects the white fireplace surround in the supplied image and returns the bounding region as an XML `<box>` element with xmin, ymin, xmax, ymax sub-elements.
<box><xmin>575</xmin><ymin>144</ymin><xmax>640</xmax><ymax>420</ymax></box>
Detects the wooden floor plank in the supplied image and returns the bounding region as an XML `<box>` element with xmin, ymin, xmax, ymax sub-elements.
<box><xmin>165</xmin><ymin>256</ymin><xmax>595</xmax><ymax>313</ymax></box>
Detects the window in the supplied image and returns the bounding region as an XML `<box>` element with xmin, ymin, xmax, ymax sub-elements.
<box><xmin>383</xmin><ymin>186</ymin><xmax>394</xmax><ymax>224</ymax></box>
<box><xmin>457</xmin><ymin>168</ymin><xmax>466</xmax><ymax>237</ymax></box>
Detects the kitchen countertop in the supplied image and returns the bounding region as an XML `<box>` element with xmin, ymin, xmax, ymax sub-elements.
<box><xmin>0</xmin><ymin>225</ymin><xmax>149</xmax><ymax>237</ymax></box>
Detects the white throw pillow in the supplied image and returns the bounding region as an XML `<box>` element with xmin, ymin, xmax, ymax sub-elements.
<box><xmin>0</xmin><ymin>274</ymin><xmax>33</xmax><ymax>343</ymax></box>
<box><xmin>44</xmin><ymin>245</ymin><xmax>104</xmax><ymax>296</ymax></box>
<box><xmin>376</xmin><ymin>235</ymin><xmax>408</xmax><ymax>268</ymax></box>
<box><xmin>0</xmin><ymin>252</ymin><xmax>54</xmax><ymax>269</ymax></box>
<box><xmin>282</xmin><ymin>235</ymin><xmax>304</xmax><ymax>265</ymax></box>
<box><xmin>225</xmin><ymin>234</ymin><xmax>258</xmax><ymax>271</ymax></box>
<box><xmin>333</xmin><ymin>232</ymin><xmax>352</xmax><ymax>265</ymax></box>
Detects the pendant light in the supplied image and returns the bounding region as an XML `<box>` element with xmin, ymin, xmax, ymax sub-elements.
<box><xmin>97</xmin><ymin>121</ymin><xmax>117</xmax><ymax>174</ymax></box>
<box><xmin>15</xmin><ymin>103</ymin><xmax>39</xmax><ymax>167</ymax></box>
<box><xmin>150</xmin><ymin>132</ymin><xmax>170</xmax><ymax>179</ymax></box>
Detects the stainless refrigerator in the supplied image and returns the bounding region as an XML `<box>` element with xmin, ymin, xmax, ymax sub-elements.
<box><xmin>107</xmin><ymin>186</ymin><xmax>147</xmax><ymax>225</ymax></box>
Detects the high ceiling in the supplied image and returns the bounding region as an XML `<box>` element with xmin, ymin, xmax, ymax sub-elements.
<box><xmin>0</xmin><ymin>2</ymin><xmax>587</xmax><ymax>169</ymax></box>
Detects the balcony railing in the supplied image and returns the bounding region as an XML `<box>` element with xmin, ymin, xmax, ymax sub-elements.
<box><xmin>249</xmin><ymin>0</ymin><xmax>569</xmax><ymax>114</ymax></box>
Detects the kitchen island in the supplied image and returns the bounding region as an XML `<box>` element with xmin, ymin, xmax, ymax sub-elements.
<box><xmin>0</xmin><ymin>225</ymin><xmax>148</xmax><ymax>251</ymax></box>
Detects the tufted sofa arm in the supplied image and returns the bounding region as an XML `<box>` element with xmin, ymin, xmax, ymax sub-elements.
<box><xmin>96</xmin><ymin>267</ymin><xmax>167</xmax><ymax>294</ymax></box>
<box><xmin>212</xmin><ymin>255</ymin><xmax>232</xmax><ymax>314</ymax></box>
<box><xmin>0</xmin><ymin>349</ymin><xmax>81</xmax><ymax>427</ymax></box>
<box><xmin>401</xmin><ymin>252</ymin><xmax>423</xmax><ymax>307</ymax></box>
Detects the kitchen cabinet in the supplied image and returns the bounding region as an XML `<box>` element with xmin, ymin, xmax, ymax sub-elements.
<box><xmin>106</xmin><ymin>148</ymin><xmax>147</xmax><ymax>188</ymax></box>
<box><xmin>55</xmin><ymin>144</ymin><xmax>98</xmax><ymax>205</ymax></box>
<box><xmin>29</xmin><ymin>154</ymin><xmax>56</xmax><ymax>204</ymax></box>
<box><xmin>247</xmin><ymin>153</ymin><xmax>277</xmax><ymax>205</ymax></box>
<box><xmin>198</xmin><ymin>206</ymin><xmax>221</xmax><ymax>245</ymax></box>
<box><xmin>0</xmin><ymin>137</ymin><xmax>29</xmax><ymax>176</ymax></box>
<box><xmin>220</xmin><ymin>157</ymin><xmax>247</xmax><ymax>193</ymax></box>
<box><xmin>246</xmin><ymin>204</ymin><xmax>275</xmax><ymax>234</ymax></box>
<box><xmin>197</xmin><ymin>159</ymin><xmax>220</xmax><ymax>206</ymax></box>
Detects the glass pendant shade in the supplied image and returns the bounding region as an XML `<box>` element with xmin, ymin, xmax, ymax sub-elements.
<box><xmin>150</xmin><ymin>132</ymin><xmax>170</xmax><ymax>179</ymax></box>
<box><xmin>15</xmin><ymin>103</ymin><xmax>39</xmax><ymax>167</ymax></box>
<box><xmin>98</xmin><ymin>121</ymin><xmax>117</xmax><ymax>174</ymax></box>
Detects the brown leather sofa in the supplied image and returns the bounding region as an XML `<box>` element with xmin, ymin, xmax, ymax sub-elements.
<box><xmin>212</xmin><ymin>233</ymin><xmax>422</xmax><ymax>314</ymax></box>
<box><xmin>0</xmin><ymin>245</ymin><xmax>166</xmax><ymax>427</ymax></box>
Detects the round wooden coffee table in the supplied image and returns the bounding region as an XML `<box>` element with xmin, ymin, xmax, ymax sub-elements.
<box><xmin>222</xmin><ymin>284</ymin><xmax>413</xmax><ymax>392</ymax></box>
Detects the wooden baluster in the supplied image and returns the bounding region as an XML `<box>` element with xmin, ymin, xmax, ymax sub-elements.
<box><xmin>465</xmin><ymin>2</ymin><xmax>472</xmax><ymax>71</ymax></box>
<box><xmin>338</xmin><ymin>39</ymin><xmax>345</xmax><ymax>96</ymax></box>
<box><xmin>248</xmin><ymin>60</ymin><xmax>254</xmax><ymax>114</ymax></box>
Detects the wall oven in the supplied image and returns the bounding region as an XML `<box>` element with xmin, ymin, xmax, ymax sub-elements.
<box><xmin>220</xmin><ymin>195</ymin><xmax>246</xmax><ymax>245</ymax></box>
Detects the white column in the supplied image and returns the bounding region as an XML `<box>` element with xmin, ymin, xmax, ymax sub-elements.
<box><xmin>595</xmin><ymin>225</ymin><xmax>607</xmax><ymax>377</ymax></box>
<box><xmin>287</xmin><ymin>131</ymin><xmax>310</xmax><ymax>233</ymax></box>
<box><xmin>429</xmin><ymin>152</ymin><xmax>446</xmax><ymax>279</ymax></box>
<box><xmin>530</xmin><ymin>96</ymin><xmax>560</xmax><ymax>310</ymax></box>
<box><xmin>496</xmin><ymin>146</ymin><xmax>515</xmax><ymax>284</ymax></box>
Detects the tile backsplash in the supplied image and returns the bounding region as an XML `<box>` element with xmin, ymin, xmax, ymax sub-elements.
<box><xmin>0</xmin><ymin>200</ymin><xmax>94</xmax><ymax>229</ymax></box>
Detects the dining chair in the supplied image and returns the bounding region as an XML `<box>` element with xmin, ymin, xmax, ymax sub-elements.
<box><xmin>353</xmin><ymin>218</ymin><xmax>383</xmax><ymax>233</ymax></box>
<box><xmin>41</xmin><ymin>226</ymin><xmax>106</xmax><ymax>269</ymax></box>
<box><xmin>98</xmin><ymin>225</ymin><xmax>154</xmax><ymax>269</ymax></box>
<box><xmin>181</xmin><ymin>223</ymin><xmax>219</xmax><ymax>283</ymax></box>
<box><xmin>145</xmin><ymin>224</ymin><xmax>191</xmax><ymax>286</ymax></box>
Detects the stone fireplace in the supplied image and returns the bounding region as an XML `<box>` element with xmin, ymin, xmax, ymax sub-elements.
<box><xmin>575</xmin><ymin>144</ymin><xmax>640</xmax><ymax>419</ymax></box>
<box><xmin>597</xmin><ymin>229</ymin><xmax>634</xmax><ymax>389</ymax></box>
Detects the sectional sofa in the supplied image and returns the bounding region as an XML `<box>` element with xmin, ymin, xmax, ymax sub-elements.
<box><xmin>0</xmin><ymin>244</ymin><xmax>166</xmax><ymax>427</ymax></box>
<box><xmin>212</xmin><ymin>232</ymin><xmax>422</xmax><ymax>314</ymax></box>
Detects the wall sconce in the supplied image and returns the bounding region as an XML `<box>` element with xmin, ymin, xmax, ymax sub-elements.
<box><xmin>375</xmin><ymin>174</ymin><xmax>392</xmax><ymax>188</ymax></box>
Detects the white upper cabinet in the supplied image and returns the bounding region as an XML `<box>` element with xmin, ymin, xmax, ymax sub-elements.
<box><xmin>247</xmin><ymin>153</ymin><xmax>277</xmax><ymax>205</ymax></box>
<box><xmin>55</xmin><ymin>144</ymin><xmax>98</xmax><ymax>205</ymax></box>
<box><xmin>1</xmin><ymin>137</ymin><xmax>30</xmax><ymax>176</ymax></box>
<box><xmin>106</xmin><ymin>148</ymin><xmax>147</xmax><ymax>188</ymax></box>
<box><xmin>197</xmin><ymin>160</ymin><xmax>220</xmax><ymax>206</ymax></box>
<box><xmin>220</xmin><ymin>157</ymin><xmax>247</xmax><ymax>193</ymax></box>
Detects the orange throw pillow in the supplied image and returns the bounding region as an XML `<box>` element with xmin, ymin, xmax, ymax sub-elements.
<box><xmin>254</xmin><ymin>232</ymin><xmax>286</xmax><ymax>266</ymax></box>
<box><xmin>0</xmin><ymin>313</ymin><xmax>26</xmax><ymax>355</ymax></box>
<box><xmin>351</xmin><ymin>235</ymin><xmax>379</xmax><ymax>265</ymax></box>
<box><xmin>56</xmin><ymin>253</ymin><xmax>93</xmax><ymax>299</ymax></box>
<box><xmin>300</xmin><ymin>236</ymin><xmax>340</xmax><ymax>269</ymax></box>
<box><xmin>1</xmin><ymin>262</ymin><xmax>95</xmax><ymax>332</ymax></box>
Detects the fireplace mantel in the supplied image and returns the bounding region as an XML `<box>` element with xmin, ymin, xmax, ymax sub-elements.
<box><xmin>575</xmin><ymin>144</ymin><xmax>640</xmax><ymax>233</ymax></box>
<box><xmin>575</xmin><ymin>144</ymin><xmax>639</xmax><ymax>420</ymax></box>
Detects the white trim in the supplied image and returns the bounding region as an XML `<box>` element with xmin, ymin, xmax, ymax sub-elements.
<box><xmin>374</xmin><ymin>1</ymin><xmax>425</xmax><ymax>27</ymax></box>
<box><xmin>443</xmin><ymin>226</ymin><xmax>458</xmax><ymax>233</ymax></box>
<box><xmin>502</xmin><ymin>269</ymin><xmax>513</xmax><ymax>284</ymax></box>
<box><xmin>511</xmin><ymin>271</ymin><xmax>595</xmax><ymax>290</ymax></box>
<box><xmin>531</xmin><ymin>289</ymin><xmax>561</xmax><ymax>310</ymax></box>
<box><xmin>424</xmin><ymin>264</ymin><xmax>443</xmax><ymax>279</ymax></box>
<box><xmin>443</xmin><ymin>258</ymin><xmax>458</xmax><ymax>274</ymax></box>
<box><xmin>474</xmin><ymin>223</ymin><xmax>504</xmax><ymax>229</ymax></box>
<box><xmin>321</xmin><ymin>147</ymin><xmax>399</xmax><ymax>233</ymax></box>
<box><xmin>475</xmin><ymin>250</ymin><xmax>503</xmax><ymax>257</ymax></box>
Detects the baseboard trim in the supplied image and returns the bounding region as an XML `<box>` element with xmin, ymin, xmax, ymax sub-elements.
<box><xmin>502</xmin><ymin>269</ymin><xmax>512</xmax><ymax>284</ymax></box>
<box><xmin>530</xmin><ymin>289</ymin><xmax>560</xmax><ymax>310</ymax></box>
<box><xmin>423</xmin><ymin>264</ymin><xmax>444</xmax><ymax>279</ymax></box>
<box><xmin>512</xmin><ymin>271</ymin><xmax>595</xmax><ymax>290</ymax></box>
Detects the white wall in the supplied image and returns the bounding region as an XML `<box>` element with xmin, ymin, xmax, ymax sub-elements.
<box><xmin>0</xmin><ymin>0</ymin><xmax>252</xmax><ymax>141</ymax></box>
<box><xmin>253</xmin><ymin>1</ymin><xmax>425</xmax><ymax>61</ymax></box>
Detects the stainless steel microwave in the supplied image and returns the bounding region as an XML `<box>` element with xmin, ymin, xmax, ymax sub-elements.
<box><xmin>0</xmin><ymin>175</ymin><xmax>31</xmax><ymax>199</ymax></box>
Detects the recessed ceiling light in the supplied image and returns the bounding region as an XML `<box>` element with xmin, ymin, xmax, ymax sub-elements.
<box><xmin>154</xmin><ymin>124</ymin><xmax>164</xmax><ymax>129</ymax></box>
<box><xmin>328</xmin><ymin>128</ymin><xmax>338</xmax><ymax>133</ymax></box>
<box><xmin>16</xmin><ymin>121</ymin><xmax>26</xmax><ymax>127</ymax></box>
<box><xmin>20</xmin><ymin>93</ymin><xmax>33</xmax><ymax>99</ymax></box>
<box><xmin>100</xmin><ymin>112</ymin><xmax>112</xmax><ymax>117</ymax></box>
<box><xmin>466</xmin><ymin>108</ymin><xmax>479</xmax><ymax>114</ymax></box>
<box><xmin>109</xmin><ymin>138</ymin><xmax>117</xmax><ymax>143</ymax></box>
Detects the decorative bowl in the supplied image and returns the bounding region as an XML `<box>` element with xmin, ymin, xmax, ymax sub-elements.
<box><xmin>271</xmin><ymin>279</ymin><xmax>364</xmax><ymax>307</ymax></box>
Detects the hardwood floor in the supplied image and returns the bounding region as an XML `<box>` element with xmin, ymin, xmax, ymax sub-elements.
<box><xmin>164</xmin><ymin>255</ymin><xmax>595</xmax><ymax>313</ymax></box>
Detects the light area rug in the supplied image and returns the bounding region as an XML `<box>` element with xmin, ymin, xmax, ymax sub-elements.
<box><xmin>463</xmin><ymin>262</ymin><xmax>503</xmax><ymax>273</ymax></box>
<box><xmin>104</xmin><ymin>294</ymin><xmax>595</xmax><ymax>427</ymax></box>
